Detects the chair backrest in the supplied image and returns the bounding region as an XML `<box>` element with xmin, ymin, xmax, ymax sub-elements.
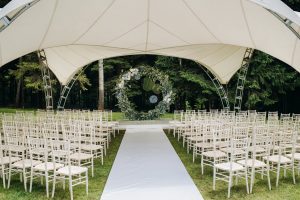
<box><xmin>27</xmin><ymin>137</ymin><xmax>48</xmax><ymax>163</ymax></box>
<box><xmin>51</xmin><ymin>140</ymin><xmax>71</xmax><ymax>171</ymax></box>
<box><xmin>43</xmin><ymin>122</ymin><xmax>60</xmax><ymax>142</ymax></box>
<box><xmin>230</xmin><ymin>126</ymin><xmax>249</xmax><ymax>161</ymax></box>
<box><xmin>252</xmin><ymin>126</ymin><xmax>271</xmax><ymax>157</ymax></box>
<box><xmin>268</xmin><ymin>111</ymin><xmax>279</xmax><ymax>125</ymax></box>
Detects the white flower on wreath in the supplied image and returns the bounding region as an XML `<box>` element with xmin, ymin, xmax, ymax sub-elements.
<box><xmin>130</xmin><ymin>68</ymin><xmax>139</xmax><ymax>75</ymax></box>
<box><xmin>122</xmin><ymin>73</ymin><xmax>131</xmax><ymax>81</ymax></box>
<box><xmin>118</xmin><ymin>80</ymin><xmax>125</xmax><ymax>89</ymax></box>
<box><xmin>163</xmin><ymin>93</ymin><xmax>172</xmax><ymax>103</ymax></box>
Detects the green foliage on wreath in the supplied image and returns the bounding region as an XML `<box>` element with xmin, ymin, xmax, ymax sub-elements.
<box><xmin>115</xmin><ymin>66</ymin><xmax>174</xmax><ymax>120</ymax></box>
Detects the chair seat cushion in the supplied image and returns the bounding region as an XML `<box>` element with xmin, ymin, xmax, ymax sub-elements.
<box><xmin>263</xmin><ymin>155</ymin><xmax>291</xmax><ymax>164</ymax></box>
<box><xmin>247</xmin><ymin>146</ymin><xmax>266</xmax><ymax>153</ymax></box>
<box><xmin>215</xmin><ymin>162</ymin><xmax>245</xmax><ymax>171</ymax></box>
<box><xmin>194</xmin><ymin>142</ymin><xmax>213</xmax><ymax>148</ymax></box>
<box><xmin>34</xmin><ymin>162</ymin><xmax>64</xmax><ymax>171</ymax></box>
<box><xmin>237</xmin><ymin>159</ymin><xmax>267</xmax><ymax>168</ymax></box>
<box><xmin>81</xmin><ymin>144</ymin><xmax>103</xmax><ymax>151</ymax></box>
<box><xmin>286</xmin><ymin>153</ymin><xmax>300</xmax><ymax>160</ymax></box>
<box><xmin>202</xmin><ymin>150</ymin><xmax>227</xmax><ymax>158</ymax></box>
<box><xmin>56</xmin><ymin>166</ymin><xmax>88</xmax><ymax>176</ymax></box>
<box><xmin>70</xmin><ymin>153</ymin><xmax>93</xmax><ymax>160</ymax></box>
<box><xmin>220</xmin><ymin>147</ymin><xmax>245</xmax><ymax>155</ymax></box>
<box><xmin>0</xmin><ymin>156</ymin><xmax>21</xmax><ymax>165</ymax></box>
<box><xmin>12</xmin><ymin>159</ymin><xmax>42</xmax><ymax>168</ymax></box>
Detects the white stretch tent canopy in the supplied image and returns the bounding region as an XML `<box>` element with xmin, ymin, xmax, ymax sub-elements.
<box><xmin>0</xmin><ymin>0</ymin><xmax>300</xmax><ymax>85</ymax></box>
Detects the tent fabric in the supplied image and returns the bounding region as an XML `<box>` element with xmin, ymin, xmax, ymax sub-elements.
<box><xmin>0</xmin><ymin>0</ymin><xmax>300</xmax><ymax>85</ymax></box>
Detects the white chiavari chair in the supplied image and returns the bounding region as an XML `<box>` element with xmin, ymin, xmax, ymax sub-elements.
<box><xmin>51</xmin><ymin>140</ymin><xmax>88</xmax><ymax>200</ymax></box>
<box><xmin>213</xmin><ymin>126</ymin><xmax>250</xmax><ymax>198</ymax></box>
<box><xmin>264</xmin><ymin>127</ymin><xmax>296</xmax><ymax>187</ymax></box>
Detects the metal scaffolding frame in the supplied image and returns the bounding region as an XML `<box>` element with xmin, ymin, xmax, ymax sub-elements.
<box><xmin>267</xmin><ymin>9</ymin><xmax>300</xmax><ymax>40</ymax></box>
<box><xmin>233</xmin><ymin>48</ymin><xmax>254</xmax><ymax>111</ymax></box>
<box><xmin>0</xmin><ymin>1</ymin><xmax>40</xmax><ymax>32</ymax></box>
<box><xmin>198</xmin><ymin>63</ymin><xmax>230</xmax><ymax>110</ymax></box>
<box><xmin>37</xmin><ymin>50</ymin><xmax>54</xmax><ymax>110</ymax></box>
<box><xmin>57</xmin><ymin>66</ymin><xmax>88</xmax><ymax>110</ymax></box>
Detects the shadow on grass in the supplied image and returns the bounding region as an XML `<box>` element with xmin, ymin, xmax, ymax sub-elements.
<box><xmin>0</xmin><ymin>131</ymin><xmax>125</xmax><ymax>200</ymax></box>
<box><xmin>164</xmin><ymin>130</ymin><xmax>300</xmax><ymax>200</ymax></box>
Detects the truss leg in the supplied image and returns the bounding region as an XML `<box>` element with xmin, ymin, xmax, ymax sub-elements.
<box><xmin>38</xmin><ymin>50</ymin><xmax>54</xmax><ymax>110</ymax></box>
<box><xmin>57</xmin><ymin>67</ymin><xmax>88</xmax><ymax>110</ymax></box>
<box><xmin>234</xmin><ymin>48</ymin><xmax>254</xmax><ymax>112</ymax></box>
<box><xmin>198</xmin><ymin>63</ymin><xmax>230</xmax><ymax>110</ymax></box>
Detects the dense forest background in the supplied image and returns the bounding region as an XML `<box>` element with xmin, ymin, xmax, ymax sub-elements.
<box><xmin>0</xmin><ymin>0</ymin><xmax>300</xmax><ymax>113</ymax></box>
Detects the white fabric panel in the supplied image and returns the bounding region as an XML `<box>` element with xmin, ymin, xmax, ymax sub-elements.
<box><xmin>100</xmin><ymin>125</ymin><xmax>203</xmax><ymax>200</ymax></box>
<box><xmin>0</xmin><ymin>0</ymin><xmax>55</xmax><ymax>66</ymax></box>
<box><xmin>45</xmin><ymin>45</ymin><xmax>141</xmax><ymax>84</ymax></box>
<box><xmin>0</xmin><ymin>0</ymin><xmax>300</xmax><ymax>85</ymax></box>
<box><xmin>251</xmin><ymin>0</ymin><xmax>300</xmax><ymax>26</ymax></box>
<box><xmin>183</xmin><ymin>0</ymin><xmax>254</xmax><ymax>47</ymax></box>
<box><xmin>152</xmin><ymin>44</ymin><xmax>247</xmax><ymax>83</ymax></box>
<box><xmin>149</xmin><ymin>0</ymin><xmax>218</xmax><ymax>44</ymax></box>
<box><xmin>244</xmin><ymin>0</ymin><xmax>297</xmax><ymax>65</ymax></box>
<box><xmin>76</xmin><ymin>0</ymin><xmax>148</xmax><ymax>46</ymax></box>
<box><xmin>40</xmin><ymin>0</ymin><xmax>116</xmax><ymax>48</ymax></box>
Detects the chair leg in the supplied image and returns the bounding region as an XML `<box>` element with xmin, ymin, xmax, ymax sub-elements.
<box><xmin>245</xmin><ymin>169</ymin><xmax>249</xmax><ymax>194</ymax></box>
<box><xmin>213</xmin><ymin>167</ymin><xmax>216</xmax><ymax>190</ymax></box>
<box><xmin>228</xmin><ymin>172</ymin><xmax>232</xmax><ymax>198</ymax></box>
<box><xmin>250</xmin><ymin>168</ymin><xmax>255</xmax><ymax>193</ymax></box>
<box><xmin>69</xmin><ymin>177</ymin><xmax>73</xmax><ymax>200</ymax></box>
<box><xmin>52</xmin><ymin>173</ymin><xmax>56</xmax><ymax>198</ymax></box>
<box><xmin>23</xmin><ymin>168</ymin><xmax>27</xmax><ymax>192</ymax></box>
<box><xmin>7</xmin><ymin>165</ymin><xmax>11</xmax><ymax>189</ymax></box>
<box><xmin>1</xmin><ymin>165</ymin><xmax>6</xmax><ymax>189</ymax></box>
<box><xmin>91</xmin><ymin>158</ymin><xmax>94</xmax><ymax>177</ymax></box>
<box><xmin>29</xmin><ymin>168</ymin><xmax>33</xmax><ymax>192</ymax></box>
<box><xmin>292</xmin><ymin>163</ymin><xmax>296</xmax><ymax>184</ymax></box>
<box><xmin>192</xmin><ymin>147</ymin><xmax>195</xmax><ymax>163</ymax></box>
<box><xmin>276</xmin><ymin>163</ymin><xmax>280</xmax><ymax>187</ymax></box>
<box><xmin>86</xmin><ymin>171</ymin><xmax>88</xmax><ymax>195</ymax></box>
<box><xmin>267</xmin><ymin>165</ymin><xmax>272</xmax><ymax>190</ymax></box>
<box><xmin>45</xmin><ymin>172</ymin><xmax>49</xmax><ymax>198</ymax></box>
<box><xmin>201</xmin><ymin>155</ymin><xmax>204</xmax><ymax>175</ymax></box>
<box><xmin>63</xmin><ymin>176</ymin><xmax>66</xmax><ymax>190</ymax></box>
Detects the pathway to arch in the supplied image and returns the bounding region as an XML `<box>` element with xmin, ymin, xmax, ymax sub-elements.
<box><xmin>100</xmin><ymin>124</ymin><xmax>203</xmax><ymax>200</ymax></box>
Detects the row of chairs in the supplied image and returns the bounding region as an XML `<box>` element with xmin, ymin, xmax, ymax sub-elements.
<box><xmin>170</xmin><ymin>110</ymin><xmax>300</xmax><ymax>198</ymax></box>
<box><xmin>0</xmin><ymin>110</ymin><xmax>119</xmax><ymax>200</ymax></box>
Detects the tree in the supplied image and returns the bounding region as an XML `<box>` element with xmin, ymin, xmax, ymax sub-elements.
<box><xmin>98</xmin><ymin>60</ymin><xmax>105</xmax><ymax>110</ymax></box>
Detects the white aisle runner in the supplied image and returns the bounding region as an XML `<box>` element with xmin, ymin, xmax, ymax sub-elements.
<box><xmin>100</xmin><ymin>125</ymin><xmax>203</xmax><ymax>200</ymax></box>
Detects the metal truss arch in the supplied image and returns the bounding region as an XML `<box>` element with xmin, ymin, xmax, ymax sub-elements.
<box><xmin>57</xmin><ymin>66</ymin><xmax>88</xmax><ymax>110</ymax></box>
<box><xmin>198</xmin><ymin>63</ymin><xmax>230</xmax><ymax>110</ymax></box>
<box><xmin>234</xmin><ymin>48</ymin><xmax>254</xmax><ymax>112</ymax></box>
<box><xmin>0</xmin><ymin>1</ymin><xmax>40</xmax><ymax>32</ymax></box>
<box><xmin>37</xmin><ymin>49</ymin><xmax>54</xmax><ymax>110</ymax></box>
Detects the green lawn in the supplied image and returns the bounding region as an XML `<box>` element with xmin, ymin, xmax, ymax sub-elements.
<box><xmin>0</xmin><ymin>131</ymin><xmax>125</xmax><ymax>200</ymax></box>
<box><xmin>165</xmin><ymin>130</ymin><xmax>300</xmax><ymax>200</ymax></box>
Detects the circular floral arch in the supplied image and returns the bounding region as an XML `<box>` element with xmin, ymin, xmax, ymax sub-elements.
<box><xmin>115</xmin><ymin>66</ymin><xmax>174</xmax><ymax>120</ymax></box>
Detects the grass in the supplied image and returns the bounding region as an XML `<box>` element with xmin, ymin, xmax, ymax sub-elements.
<box><xmin>0</xmin><ymin>131</ymin><xmax>125</xmax><ymax>200</ymax></box>
<box><xmin>0</xmin><ymin>108</ymin><xmax>173</xmax><ymax>121</ymax></box>
<box><xmin>165</xmin><ymin>130</ymin><xmax>300</xmax><ymax>200</ymax></box>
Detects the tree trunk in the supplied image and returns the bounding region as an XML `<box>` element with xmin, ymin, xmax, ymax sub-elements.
<box><xmin>15</xmin><ymin>79</ymin><xmax>22</xmax><ymax>107</ymax></box>
<box><xmin>15</xmin><ymin>57</ymin><xmax>23</xmax><ymax>107</ymax></box>
<box><xmin>98</xmin><ymin>59</ymin><xmax>105</xmax><ymax>110</ymax></box>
